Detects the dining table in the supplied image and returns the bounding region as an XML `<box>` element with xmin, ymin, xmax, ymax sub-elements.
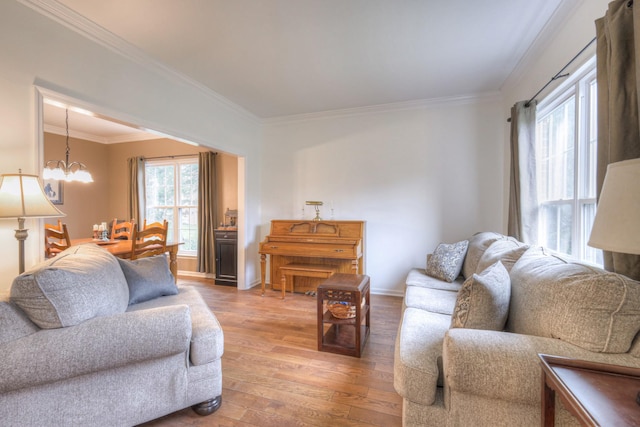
<box><xmin>71</xmin><ymin>238</ymin><xmax>182</xmax><ymax>282</ymax></box>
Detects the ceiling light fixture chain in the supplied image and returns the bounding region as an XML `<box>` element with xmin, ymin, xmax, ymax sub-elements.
<box><xmin>43</xmin><ymin>107</ymin><xmax>94</xmax><ymax>183</ymax></box>
<box><xmin>65</xmin><ymin>108</ymin><xmax>71</xmax><ymax>165</ymax></box>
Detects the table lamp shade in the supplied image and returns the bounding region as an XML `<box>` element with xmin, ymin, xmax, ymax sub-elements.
<box><xmin>588</xmin><ymin>158</ymin><xmax>640</xmax><ymax>255</ymax></box>
<box><xmin>0</xmin><ymin>173</ymin><xmax>63</xmax><ymax>218</ymax></box>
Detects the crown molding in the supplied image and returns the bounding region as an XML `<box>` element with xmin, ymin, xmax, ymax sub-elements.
<box><xmin>17</xmin><ymin>0</ymin><xmax>261</xmax><ymax>125</ymax></box>
<box><xmin>43</xmin><ymin>124</ymin><xmax>160</xmax><ymax>144</ymax></box>
<box><xmin>264</xmin><ymin>91</ymin><xmax>503</xmax><ymax>126</ymax></box>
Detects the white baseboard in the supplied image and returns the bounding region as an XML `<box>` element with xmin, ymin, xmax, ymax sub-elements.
<box><xmin>177</xmin><ymin>270</ymin><xmax>214</xmax><ymax>279</ymax></box>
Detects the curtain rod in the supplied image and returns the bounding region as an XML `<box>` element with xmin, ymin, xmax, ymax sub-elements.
<box><xmin>143</xmin><ymin>152</ymin><xmax>217</xmax><ymax>161</ymax></box>
<box><xmin>523</xmin><ymin>36</ymin><xmax>597</xmax><ymax>108</ymax></box>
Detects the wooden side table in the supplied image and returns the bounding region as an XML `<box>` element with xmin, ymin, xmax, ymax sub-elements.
<box><xmin>538</xmin><ymin>354</ymin><xmax>640</xmax><ymax>427</ymax></box>
<box><xmin>317</xmin><ymin>273</ymin><xmax>370</xmax><ymax>358</ymax></box>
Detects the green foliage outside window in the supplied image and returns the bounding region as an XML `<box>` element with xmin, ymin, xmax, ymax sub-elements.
<box><xmin>145</xmin><ymin>159</ymin><xmax>199</xmax><ymax>255</ymax></box>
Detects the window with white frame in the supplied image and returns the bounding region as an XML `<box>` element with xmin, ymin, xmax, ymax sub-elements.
<box><xmin>145</xmin><ymin>158</ymin><xmax>199</xmax><ymax>256</ymax></box>
<box><xmin>535</xmin><ymin>57</ymin><xmax>601</xmax><ymax>265</ymax></box>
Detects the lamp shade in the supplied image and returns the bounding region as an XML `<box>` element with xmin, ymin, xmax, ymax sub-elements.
<box><xmin>0</xmin><ymin>173</ymin><xmax>64</xmax><ymax>219</ymax></box>
<box><xmin>588</xmin><ymin>158</ymin><xmax>640</xmax><ymax>254</ymax></box>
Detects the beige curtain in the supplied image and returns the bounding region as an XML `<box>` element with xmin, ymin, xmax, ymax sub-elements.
<box><xmin>507</xmin><ymin>100</ymin><xmax>538</xmax><ymax>243</ymax></box>
<box><xmin>198</xmin><ymin>152</ymin><xmax>218</xmax><ymax>274</ymax></box>
<box><xmin>127</xmin><ymin>156</ymin><xmax>145</xmax><ymax>225</ymax></box>
<box><xmin>596</xmin><ymin>0</ymin><xmax>640</xmax><ymax>279</ymax></box>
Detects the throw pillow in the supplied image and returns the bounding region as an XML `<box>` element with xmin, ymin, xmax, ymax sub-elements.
<box><xmin>450</xmin><ymin>261</ymin><xmax>511</xmax><ymax>330</ymax></box>
<box><xmin>118</xmin><ymin>255</ymin><xmax>178</xmax><ymax>305</ymax></box>
<box><xmin>426</xmin><ymin>240</ymin><xmax>469</xmax><ymax>283</ymax></box>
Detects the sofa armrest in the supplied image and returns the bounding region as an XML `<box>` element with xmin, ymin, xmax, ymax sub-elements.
<box><xmin>394</xmin><ymin>307</ymin><xmax>451</xmax><ymax>405</ymax></box>
<box><xmin>127</xmin><ymin>286</ymin><xmax>224</xmax><ymax>365</ymax></box>
<box><xmin>0</xmin><ymin>305</ymin><xmax>191</xmax><ymax>394</ymax></box>
<box><xmin>443</xmin><ymin>328</ymin><xmax>640</xmax><ymax>406</ymax></box>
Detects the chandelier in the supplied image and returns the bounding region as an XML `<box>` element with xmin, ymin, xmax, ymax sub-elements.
<box><xmin>43</xmin><ymin>108</ymin><xmax>94</xmax><ymax>183</ymax></box>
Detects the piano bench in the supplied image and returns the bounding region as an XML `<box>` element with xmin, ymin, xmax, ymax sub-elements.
<box><xmin>278</xmin><ymin>264</ymin><xmax>337</xmax><ymax>300</ymax></box>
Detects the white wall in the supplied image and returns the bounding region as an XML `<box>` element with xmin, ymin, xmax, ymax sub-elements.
<box><xmin>263</xmin><ymin>96</ymin><xmax>506</xmax><ymax>295</ymax></box>
<box><xmin>0</xmin><ymin>1</ymin><xmax>262</xmax><ymax>292</ymax></box>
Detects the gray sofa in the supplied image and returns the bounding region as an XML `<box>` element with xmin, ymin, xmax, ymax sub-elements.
<box><xmin>394</xmin><ymin>231</ymin><xmax>640</xmax><ymax>426</ymax></box>
<box><xmin>0</xmin><ymin>244</ymin><xmax>224</xmax><ymax>426</ymax></box>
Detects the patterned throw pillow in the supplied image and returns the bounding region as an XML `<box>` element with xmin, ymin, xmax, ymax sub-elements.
<box><xmin>450</xmin><ymin>261</ymin><xmax>511</xmax><ymax>330</ymax></box>
<box><xmin>426</xmin><ymin>240</ymin><xmax>469</xmax><ymax>282</ymax></box>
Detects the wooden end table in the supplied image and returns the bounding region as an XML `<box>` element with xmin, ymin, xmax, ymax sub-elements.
<box><xmin>317</xmin><ymin>273</ymin><xmax>370</xmax><ymax>358</ymax></box>
<box><xmin>538</xmin><ymin>354</ymin><xmax>640</xmax><ymax>426</ymax></box>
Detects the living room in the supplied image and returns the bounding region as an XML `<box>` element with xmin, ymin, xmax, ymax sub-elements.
<box><xmin>1</xmin><ymin>0</ymin><xmax>635</xmax><ymax>426</ymax></box>
<box><xmin>0</xmin><ymin>0</ymin><xmax>600</xmax><ymax>296</ymax></box>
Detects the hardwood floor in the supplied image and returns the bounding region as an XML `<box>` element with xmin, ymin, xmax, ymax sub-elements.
<box><xmin>140</xmin><ymin>276</ymin><xmax>403</xmax><ymax>427</ymax></box>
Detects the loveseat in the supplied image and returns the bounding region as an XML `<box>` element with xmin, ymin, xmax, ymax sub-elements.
<box><xmin>394</xmin><ymin>231</ymin><xmax>640</xmax><ymax>426</ymax></box>
<box><xmin>0</xmin><ymin>243</ymin><xmax>224</xmax><ymax>426</ymax></box>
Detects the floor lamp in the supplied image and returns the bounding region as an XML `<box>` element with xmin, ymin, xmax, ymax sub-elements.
<box><xmin>588</xmin><ymin>158</ymin><xmax>640</xmax><ymax>280</ymax></box>
<box><xmin>0</xmin><ymin>171</ymin><xmax>65</xmax><ymax>274</ymax></box>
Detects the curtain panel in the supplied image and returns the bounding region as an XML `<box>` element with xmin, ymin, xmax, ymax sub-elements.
<box><xmin>508</xmin><ymin>100</ymin><xmax>538</xmax><ymax>244</ymax></box>
<box><xmin>596</xmin><ymin>0</ymin><xmax>640</xmax><ymax>279</ymax></box>
<box><xmin>198</xmin><ymin>152</ymin><xmax>218</xmax><ymax>274</ymax></box>
<box><xmin>127</xmin><ymin>156</ymin><xmax>145</xmax><ymax>225</ymax></box>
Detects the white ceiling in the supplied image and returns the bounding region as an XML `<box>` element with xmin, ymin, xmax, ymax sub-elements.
<box><xmin>44</xmin><ymin>0</ymin><xmax>569</xmax><ymax>138</ymax></box>
<box><xmin>43</xmin><ymin>101</ymin><xmax>157</xmax><ymax>143</ymax></box>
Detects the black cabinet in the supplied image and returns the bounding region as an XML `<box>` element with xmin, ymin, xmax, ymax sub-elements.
<box><xmin>214</xmin><ymin>229</ymin><xmax>237</xmax><ymax>286</ymax></box>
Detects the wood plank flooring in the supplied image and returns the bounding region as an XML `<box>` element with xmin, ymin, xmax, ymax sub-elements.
<box><xmin>140</xmin><ymin>276</ymin><xmax>403</xmax><ymax>427</ymax></box>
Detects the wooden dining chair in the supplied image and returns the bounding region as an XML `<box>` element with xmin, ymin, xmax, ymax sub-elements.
<box><xmin>130</xmin><ymin>219</ymin><xmax>168</xmax><ymax>260</ymax></box>
<box><xmin>44</xmin><ymin>220</ymin><xmax>71</xmax><ymax>259</ymax></box>
<box><xmin>111</xmin><ymin>218</ymin><xmax>136</xmax><ymax>240</ymax></box>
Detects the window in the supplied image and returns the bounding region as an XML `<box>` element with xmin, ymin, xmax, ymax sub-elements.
<box><xmin>145</xmin><ymin>158</ymin><xmax>199</xmax><ymax>255</ymax></box>
<box><xmin>535</xmin><ymin>57</ymin><xmax>601</xmax><ymax>265</ymax></box>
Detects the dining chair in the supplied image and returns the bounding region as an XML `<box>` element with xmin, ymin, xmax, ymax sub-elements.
<box><xmin>44</xmin><ymin>220</ymin><xmax>71</xmax><ymax>258</ymax></box>
<box><xmin>111</xmin><ymin>218</ymin><xmax>136</xmax><ymax>240</ymax></box>
<box><xmin>130</xmin><ymin>219</ymin><xmax>168</xmax><ymax>260</ymax></box>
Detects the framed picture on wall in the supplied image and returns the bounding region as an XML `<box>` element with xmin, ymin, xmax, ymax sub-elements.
<box><xmin>43</xmin><ymin>179</ymin><xmax>63</xmax><ymax>205</ymax></box>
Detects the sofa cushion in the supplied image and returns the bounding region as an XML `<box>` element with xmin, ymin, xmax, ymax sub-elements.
<box><xmin>461</xmin><ymin>232</ymin><xmax>504</xmax><ymax>279</ymax></box>
<box><xmin>475</xmin><ymin>238</ymin><xmax>528</xmax><ymax>274</ymax></box>
<box><xmin>508</xmin><ymin>246</ymin><xmax>640</xmax><ymax>353</ymax></box>
<box><xmin>117</xmin><ymin>255</ymin><xmax>178</xmax><ymax>305</ymax></box>
<box><xmin>450</xmin><ymin>261</ymin><xmax>510</xmax><ymax>330</ymax></box>
<box><xmin>404</xmin><ymin>286</ymin><xmax>459</xmax><ymax>315</ymax></box>
<box><xmin>10</xmin><ymin>244</ymin><xmax>129</xmax><ymax>329</ymax></box>
<box><xmin>405</xmin><ymin>268</ymin><xmax>464</xmax><ymax>292</ymax></box>
<box><xmin>426</xmin><ymin>240</ymin><xmax>469</xmax><ymax>282</ymax></box>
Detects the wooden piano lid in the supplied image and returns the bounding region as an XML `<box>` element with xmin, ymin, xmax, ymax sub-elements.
<box><xmin>266</xmin><ymin>219</ymin><xmax>365</xmax><ymax>239</ymax></box>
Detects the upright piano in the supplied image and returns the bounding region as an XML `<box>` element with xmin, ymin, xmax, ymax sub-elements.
<box><xmin>259</xmin><ymin>220</ymin><xmax>366</xmax><ymax>294</ymax></box>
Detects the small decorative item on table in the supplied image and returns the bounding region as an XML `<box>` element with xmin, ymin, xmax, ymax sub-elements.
<box><xmin>95</xmin><ymin>222</ymin><xmax>109</xmax><ymax>241</ymax></box>
<box><xmin>317</xmin><ymin>273</ymin><xmax>370</xmax><ymax>358</ymax></box>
